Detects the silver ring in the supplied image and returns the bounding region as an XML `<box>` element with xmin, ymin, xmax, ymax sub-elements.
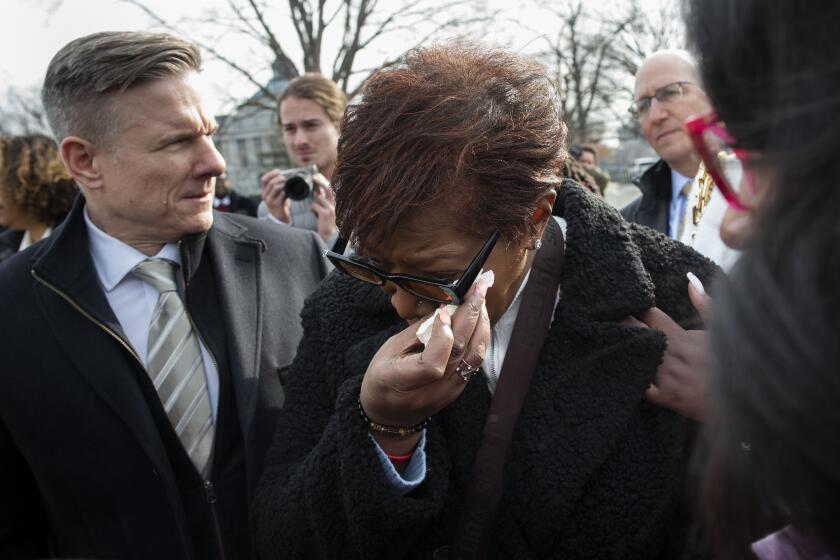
<box><xmin>455</xmin><ymin>359</ymin><xmax>480</xmax><ymax>382</ymax></box>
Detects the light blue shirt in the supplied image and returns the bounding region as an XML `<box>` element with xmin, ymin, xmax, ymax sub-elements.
<box><xmin>668</xmin><ymin>169</ymin><xmax>694</xmax><ymax>240</ymax></box>
<box><xmin>84</xmin><ymin>209</ymin><xmax>220</xmax><ymax>422</ymax></box>
<box><xmin>371</xmin><ymin>431</ymin><xmax>428</xmax><ymax>493</ymax></box>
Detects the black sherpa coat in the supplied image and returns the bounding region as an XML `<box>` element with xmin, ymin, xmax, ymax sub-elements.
<box><xmin>253</xmin><ymin>182</ymin><xmax>717</xmax><ymax>560</ymax></box>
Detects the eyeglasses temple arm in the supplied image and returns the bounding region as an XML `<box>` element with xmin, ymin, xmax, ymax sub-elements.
<box><xmin>331</xmin><ymin>237</ymin><xmax>348</xmax><ymax>255</ymax></box>
<box><xmin>454</xmin><ymin>230</ymin><xmax>501</xmax><ymax>301</ymax></box>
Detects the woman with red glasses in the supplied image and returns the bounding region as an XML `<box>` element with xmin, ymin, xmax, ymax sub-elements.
<box><xmin>252</xmin><ymin>43</ymin><xmax>719</xmax><ymax>559</ymax></box>
<box><xmin>684</xmin><ymin>0</ymin><xmax>840</xmax><ymax>558</ymax></box>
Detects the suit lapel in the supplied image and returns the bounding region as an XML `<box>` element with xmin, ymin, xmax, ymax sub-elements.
<box><xmin>30</xmin><ymin>199</ymin><xmax>172</xmax><ymax>477</ymax></box>
<box><xmin>204</xmin><ymin>216</ymin><xmax>263</xmax><ymax>440</ymax></box>
<box><xmin>635</xmin><ymin>160</ymin><xmax>673</xmax><ymax>236</ymax></box>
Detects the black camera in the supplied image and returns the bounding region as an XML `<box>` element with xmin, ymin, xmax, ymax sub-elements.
<box><xmin>280</xmin><ymin>164</ymin><xmax>318</xmax><ymax>201</ymax></box>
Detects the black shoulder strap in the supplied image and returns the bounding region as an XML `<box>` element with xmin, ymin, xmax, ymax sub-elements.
<box><xmin>449</xmin><ymin>218</ymin><xmax>565</xmax><ymax>560</ymax></box>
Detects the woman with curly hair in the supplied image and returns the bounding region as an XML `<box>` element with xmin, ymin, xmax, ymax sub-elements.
<box><xmin>0</xmin><ymin>134</ymin><xmax>78</xmax><ymax>262</ymax></box>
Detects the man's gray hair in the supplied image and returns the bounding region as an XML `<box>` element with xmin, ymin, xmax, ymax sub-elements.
<box><xmin>42</xmin><ymin>31</ymin><xmax>202</xmax><ymax>143</ymax></box>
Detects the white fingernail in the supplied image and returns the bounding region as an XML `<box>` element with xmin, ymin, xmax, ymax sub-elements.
<box><xmin>687</xmin><ymin>272</ymin><xmax>706</xmax><ymax>295</ymax></box>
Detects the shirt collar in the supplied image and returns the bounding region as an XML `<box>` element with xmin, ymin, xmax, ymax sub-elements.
<box><xmin>18</xmin><ymin>226</ymin><xmax>52</xmax><ymax>252</ymax></box>
<box><xmin>670</xmin><ymin>168</ymin><xmax>694</xmax><ymax>201</ymax></box>
<box><xmin>84</xmin><ymin>207</ymin><xmax>180</xmax><ymax>293</ymax></box>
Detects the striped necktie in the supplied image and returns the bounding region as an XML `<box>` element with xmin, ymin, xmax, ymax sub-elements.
<box><xmin>675</xmin><ymin>179</ymin><xmax>694</xmax><ymax>241</ymax></box>
<box><xmin>132</xmin><ymin>259</ymin><xmax>214</xmax><ymax>476</ymax></box>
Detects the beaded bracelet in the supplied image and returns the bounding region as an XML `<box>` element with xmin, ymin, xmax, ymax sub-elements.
<box><xmin>357</xmin><ymin>395</ymin><xmax>431</xmax><ymax>437</ymax></box>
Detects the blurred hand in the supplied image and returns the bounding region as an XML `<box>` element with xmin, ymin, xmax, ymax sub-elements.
<box><xmin>360</xmin><ymin>279</ymin><xmax>492</xmax><ymax>455</ymax></box>
<box><xmin>260</xmin><ymin>169</ymin><xmax>291</xmax><ymax>224</ymax></box>
<box><xmin>626</xmin><ymin>280</ymin><xmax>712</xmax><ymax>421</ymax></box>
<box><xmin>310</xmin><ymin>173</ymin><xmax>338</xmax><ymax>243</ymax></box>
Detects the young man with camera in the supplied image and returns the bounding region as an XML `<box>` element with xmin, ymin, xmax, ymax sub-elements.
<box><xmin>260</xmin><ymin>73</ymin><xmax>346</xmax><ymax>247</ymax></box>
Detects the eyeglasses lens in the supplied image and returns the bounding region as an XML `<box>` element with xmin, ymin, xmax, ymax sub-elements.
<box><xmin>659</xmin><ymin>83</ymin><xmax>683</xmax><ymax>103</ymax></box>
<box><xmin>333</xmin><ymin>259</ymin><xmax>383</xmax><ymax>286</ymax></box>
<box><xmin>632</xmin><ymin>83</ymin><xmax>685</xmax><ymax>119</ymax></box>
<box><xmin>402</xmin><ymin>281</ymin><xmax>454</xmax><ymax>304</ymax></box>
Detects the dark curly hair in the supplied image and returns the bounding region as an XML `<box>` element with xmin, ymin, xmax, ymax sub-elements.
<box><xmin>0</xmin><ymin>134</ymin><xmax>78</xmax><ymax>226</ymax></box>
<box><xmin>333</xmin><ymin>42</ymin><xmax>567</xmax><ymax>249</ymax></box>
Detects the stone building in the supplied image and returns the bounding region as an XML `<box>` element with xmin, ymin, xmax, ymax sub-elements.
<box><xmin>214</xmin><ymin>59</ymin><xmax>292</xmax><ymax>196</ymax></box>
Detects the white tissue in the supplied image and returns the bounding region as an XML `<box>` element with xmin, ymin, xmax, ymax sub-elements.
<box><xmin>415</xmin><ymin>269</ymin><xmax>495</xmax><ymax>345</ymax></box>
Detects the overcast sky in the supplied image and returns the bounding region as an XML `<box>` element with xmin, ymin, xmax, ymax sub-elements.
<box><xmin>1</xmin><ymin>0</ymin><xmax>677</xmax><ymax>121</ymax></box>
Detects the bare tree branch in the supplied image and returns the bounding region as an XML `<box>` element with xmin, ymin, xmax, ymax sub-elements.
<box><xmin>246</xmin><ymin>0</ymin><xmax>299</xmax><ymax>77</ymax></box>
<box><xmin>58</xmin><ymin>0</ymin><xmax>492</xmax><ymax>107</ymax></box>
<box><xmin>536</xmin><ymin>0</ymin><xmax>644</xmax><ymax>143</ymax></box>
<box><xmin>0</xmin><ymin>86</ymin><xmax>52</xmax><ymax>136</ymax></box>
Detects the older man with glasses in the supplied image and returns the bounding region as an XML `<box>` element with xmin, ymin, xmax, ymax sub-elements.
<box><xmin>622</xmin><ymin>50</ymin><xmax>739</xmax><ymax>272</ymax></box>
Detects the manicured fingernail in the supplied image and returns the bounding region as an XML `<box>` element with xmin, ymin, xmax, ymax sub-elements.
<box><xmin>437</xmin><ymin>307</ymin><xmax>451</xmax><ymax>326</ymax></box>
<box><xmin>687</xmin><ymin>272</ymin><xmax>706</xmax><ymax>295</ymax></box>
<box><xmin>475</xmin><ymin>280</ymin><xmax>488</xmax><ymax>299</ymax></box>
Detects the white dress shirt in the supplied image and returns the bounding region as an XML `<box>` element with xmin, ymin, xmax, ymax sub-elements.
<box><xmin>677</xmin><ymin>165</ymin><xmax>741</xmax><ymax>272</ymax></box>
<box><xmin>84</xmin><ymin>209</ymin><xmax>220</xmax><ymax>422</ymax></box>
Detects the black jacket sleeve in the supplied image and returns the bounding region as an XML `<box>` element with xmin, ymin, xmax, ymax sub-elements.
<box><xmin>252</xmin><ymin>278</ymin><xmax>451</xmax><ymax>560</ymax></box>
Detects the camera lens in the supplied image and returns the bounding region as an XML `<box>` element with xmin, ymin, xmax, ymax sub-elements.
<box><xmin>285</xmin><ymin>174</ymin><xmax>311</xmax><ymax>201</ymax></box>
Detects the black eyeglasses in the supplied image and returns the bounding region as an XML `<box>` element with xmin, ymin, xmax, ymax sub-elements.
<box><xmin>324</xmin><ymin>230</ymin><xmax>501</xmax><ymax>305</ymax></box>
<box><xmin>629</xmin><ymin>81</ymin><xmax>693</xmax><ymax>120</ymax></box>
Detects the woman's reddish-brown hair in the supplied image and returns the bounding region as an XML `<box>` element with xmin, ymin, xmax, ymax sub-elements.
<box><xmin>334</xmin><ymin>42</ymin><xmax>567</xmax><ymax>249</ymax></box>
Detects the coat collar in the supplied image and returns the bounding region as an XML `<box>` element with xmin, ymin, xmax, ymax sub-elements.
<box><xmin>31</xmin><ymin>196</ymin><xmax>127</xmax><ymax>336</ymax></box>
<box><xmin>633</xmin><ymin>158</ymin><xmax>672</xmax><ymax>200</ymax></box>
<box><xmin>553</xmin><ymin>180</ymin><xmax>656</xmax><ymax>320</ymax></box>
<box><xmin>629</xmin><ymin>160</ymin><xmax>672</xmax><ymax>236</ymax></box>
<box><xmin>203</xmin><ymin>213</ymin><xmax>264</xmax><ymax>437</ymax></box>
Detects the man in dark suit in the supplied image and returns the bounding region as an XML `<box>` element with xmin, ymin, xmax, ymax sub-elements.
<box><xmin>0</xmin><ymin>31</ymin><xmax>329</xmax><ymax>559</ymax></box>
<box><xmin>621</xmin><ymin>50</ymin><xmax>711</xmax><ymax>237</ymax></box>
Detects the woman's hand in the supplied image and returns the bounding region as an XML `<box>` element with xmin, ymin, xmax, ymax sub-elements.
<box><xmin>260</xmin><ymin>169</ymin><xmax>292</xmax><ymax>223</ymax></box>
<box><xmin>359</xmin><ymin>279</ymin><xmax>492</xmax><ymax>454</ymax></box>
<box><xmin>627</xmin><ymin>279</ymin><xmax>713</xmax><ymax>422</ymax></box>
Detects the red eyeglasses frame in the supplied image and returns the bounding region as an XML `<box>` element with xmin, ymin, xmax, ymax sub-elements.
<box><xmin>685</xmin><ymin>112</ymin><xmax>754</xmax><ymax>212</ymax></box>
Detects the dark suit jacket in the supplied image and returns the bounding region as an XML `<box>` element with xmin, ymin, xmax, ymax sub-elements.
<box><xmin>0</xmin><ymin>198</ymin><xmax>329</xmax><ymax>559</ymax></box>
<box><xmin>621</xmin><ymin>159</ymin><xmax>673</xmax><ymax>236</ymax></box>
